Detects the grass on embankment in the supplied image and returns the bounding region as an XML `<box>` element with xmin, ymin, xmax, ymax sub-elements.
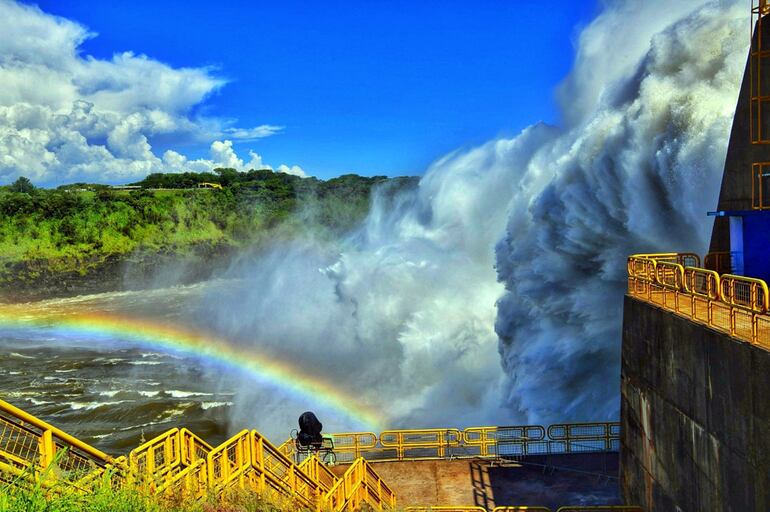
<box><xmin>0</xmin><ymin>478</ymin><xmax>317</xmax><ymax>512</ymax></box>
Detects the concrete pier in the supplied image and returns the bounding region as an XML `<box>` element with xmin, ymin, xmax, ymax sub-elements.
<box><xmin>621</xmin><ymin>295</ymin><xmax>770</xmax><ymax>511</ymax></box>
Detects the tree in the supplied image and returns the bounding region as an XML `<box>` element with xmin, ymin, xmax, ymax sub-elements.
<box><xmin>213</xmin><ymin>167</ymin><xmax>239</xmax><ymax>187</ymax></box>
<box><xmin>9</xmin><ymin>176</ymin><xmax>35</xmax><ymax>194</ymax></box>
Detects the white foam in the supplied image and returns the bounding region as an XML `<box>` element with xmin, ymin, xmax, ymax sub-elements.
<box><xmin>201</xmin><ymin>401</ymin><xmax>233</xmax><ymax>410</ymax></box>
<box><xmin>167</xmin><ymin>390</ymin><xmax>213</xmax><ymax>398</ymax></box>
<box><xmin>68</xmin><ymin>400</ymin><xmax>127</xmax><ymax>411</ymax></box>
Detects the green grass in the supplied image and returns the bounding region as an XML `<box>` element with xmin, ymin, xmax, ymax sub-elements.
<box><xmin>0</xmin><ymin>171</ymin><xmax>418</xmax><ymax>287</ymax></box>
<box><xmin>0</xmin><ymin>476</ymin><xmax>317</xmax><ymax>512</ymax></box>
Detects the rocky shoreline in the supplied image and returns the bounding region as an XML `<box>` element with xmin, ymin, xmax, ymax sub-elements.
<box><xmin>0</xmin><ymin>243</ymin><xmax>237</xmax><ymax>304</ymax></box>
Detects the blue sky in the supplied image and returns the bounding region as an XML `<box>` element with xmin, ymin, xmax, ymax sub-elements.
<box><xmin>25</xmin><ymin>0</ymin><xmax>599</xmax><ymax>180</ymax></box>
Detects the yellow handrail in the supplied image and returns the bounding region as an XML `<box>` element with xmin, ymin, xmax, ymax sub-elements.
<box><xmin>180</xmin><ymin>427</ymin><xmax>213</xmax><ymax>466</ymax></box>
<box><xmin>325</xmin><ymin>457</ymin><xmax>396</xmax><ymax>511</ymax></box>
<box><xmin>299</xmin><ymin>454</ymin><xmax>338</xmax><ymax>492</ymax></box>
<box><xmin>463</xmin><ymin>426</ymin><xmax>545</xmax><ymax>457</ymax></box>
<box><xmin>627</xmin><ymin>252</ymin><xmax>770</xmax><ymax>347</ymax></box>
<box><xmin>207</xmin><ymin>429</ymin><xmax>251</xmax><ymax>492</ymax></box>
<box><xmin>0</xmin><ymin>398</ymin><xmax>113</xmax><ymax>466</ymax></box>
<box><xmin>0</xmin><ymin>398</ymin><xmax>117</xmax><ymax>487</ymax></box>
<box><xmin>720</xmin><ymin>274</ymin><xmax>769</xmax><ymax>312</ymax></box>
<box><xmin>0</xmin><ymin>398</ymin><xmax>631</xmax><ymax>512</ymax></box>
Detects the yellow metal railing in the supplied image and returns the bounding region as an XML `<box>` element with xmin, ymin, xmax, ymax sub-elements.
<box><xmin>129</xmin><ymin>428</ymin><xmax>183</xmax><ymax>485</ymax></box>
<box><xmin>628</xmin><ymin>253</ymin><xmax>770</xmax><ymax>347</ymax></box>
<box><xmin>181</xmin><ymin>427</ymin><xmax>213</xmax><ymax>465</ymax></box>
<box><xmin>325</xmin><ymin>457</ymin><xmax>396</xmax><ymax>511</ymax></box>
<box><xmin>0</xmin><ymin>398</ymin><xmax>642</xmax><ymax>511</ymax></box>
<box><xmin>299</xmin><ymin>454</ymin><xmax>338</xmax><ymax>492</ymax></box>
<box><xmin>283</xmin><ymin>423</ymin><xmax>619</xmax><ymax>464</ymax></box>
<box><xmin>0</xmin><ymin>397</ymin><xmax>120</xmax><ymax>489</ymax></box>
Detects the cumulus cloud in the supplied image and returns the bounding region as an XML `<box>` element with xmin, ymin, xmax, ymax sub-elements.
<box><xmin>276</xmin><ymin>164</ymin><xmax>308</xmax><ymax>178</ymax></box>
<box><xmin>0</xmin><ymin>0</ymin><xmax>298</xmax><ymax>185</ymax></box>
<box><xmin>193</xmin><ymin>0</ymin><xmax>747</xmax><ymax>430</ymax></box>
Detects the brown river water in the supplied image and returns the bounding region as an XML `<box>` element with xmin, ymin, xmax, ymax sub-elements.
<box><xmin>0</xmin><ymin>281</ymin><xmax>350</xmax><ymax>456</ymax></box>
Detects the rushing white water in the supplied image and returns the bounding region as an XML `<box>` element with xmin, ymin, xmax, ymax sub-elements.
<box><xmin>193</xmin><ymin>0</ymin><xmax>749</xmax><ymax>429</ymax></box>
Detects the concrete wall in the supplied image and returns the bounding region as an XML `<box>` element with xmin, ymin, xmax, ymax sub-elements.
<box><xmin>333</xmin><ymin>456</ymin><xmax>619</xmax><ymax>509</ymax></box>
<box><xmin>620</xmin><ymin>296</ymin><xmax>770</xmax><ymax>511</ymax></box>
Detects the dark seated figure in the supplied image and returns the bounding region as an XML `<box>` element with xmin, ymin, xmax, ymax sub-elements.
<box><xmin>297</xmin><ymin>411</ymin><xmax>323</xmax><ymax>448</ymax></box>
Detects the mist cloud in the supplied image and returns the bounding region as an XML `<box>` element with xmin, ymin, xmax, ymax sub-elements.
<box><xmin>496</xmin><ymin>0</ymin><xmax>745</xmax><ymax>422</ymax></box>
<box><xmin>194</xmin><ymin>0</ymin><xmax>747</xmax><ymax>431</ymax></box>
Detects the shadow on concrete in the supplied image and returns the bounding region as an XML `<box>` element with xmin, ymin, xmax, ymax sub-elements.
<box><xmin>475</xmin><ymin>453</ymin><xmax>621</xmax><ymax>509</ymax></box>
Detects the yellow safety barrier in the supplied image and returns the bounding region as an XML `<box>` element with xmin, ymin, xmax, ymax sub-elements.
<box><xmin>329</xmin><ymin>432</ymin><xmax>379</xmax><ymax>462</ymax></box>
<box><xmin>0</xmin><ymin>397</ymin><xmax>118</xmax><ymax>488</ymax></box>
<box><xmin>720</xmin><ymin>274</ymin><xmax>769</xmax><ymax>312</ymax></box>
<box><xmin>283</xmin><ymin>422</ymin><xmax>618</xmax><ymax>464</ymax></box>
<box><xmin>1</xmin><ymin>398</ymin><xmax>638</xmax><ymax>512</ymax></box>
<box><xmin>379</xmin><ymin>428</ymin><xmax>462</xmax><ymax>460</ymax></box>
<box><xmin>463</xmin><ymin>426</ymin><xmax>546</xmax><ymax>457</ymax></box>
<box><xmin>547</xmin><ymin>423</ymin><xmax>619</xmax><ymax>453</ymax></box>
<box><xmin>156</xmin><ymin>458</ymin><xmax>208</xmax><ymax>501</ymax></box>
<box><xmin>254</xmin><ymin>429</ymin><xmax>321</xmax><ymax>508</ymax></box>
<box><xmin>628</xmin><ymin>252</ymin><xmax>770</xmax><ymax>348</ymax></box>
<box><xmin>299</xmin><ymin>454</ymin><xmax>338</xmax><ymax>492</ymax></box>
<box><xmin>326</xmin><ymin>457</ymin><xmax>396</xmax><ymax>511</ymax></box>
<box><xmin>129</xmin><ymin>428</ymin><xmax>183</xmax><ymax>484</ymax></box>
<box><xmin>180</xmin><ymin>427</ymin><xmax>213</xmax><ymax>466</ymax></box>
<box><xmin>208</xmin><ymin>429</ymin><xmax>252</xmax><ymax>493</ymax></box>
<box><xmin>630</xmin><ymin>252</ymin><xmax>700</xmax><ymax>267</ymax></box>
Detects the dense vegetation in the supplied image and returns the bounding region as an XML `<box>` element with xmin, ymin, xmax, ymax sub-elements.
<box><xmin>0</xmin><ymin>474</ymin><xmax>314</xmax><ymax>512</ymax></box>
<box><xmin>0</xmin><ymin>170</ymin><xmax>416</xmax><ymax>300</ymax></box>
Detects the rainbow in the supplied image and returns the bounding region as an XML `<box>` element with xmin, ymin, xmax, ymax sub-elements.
<box><xmin>0</xmin><ymin>304</ymin><xmax>384</xmax><ymax>429</ymax></box>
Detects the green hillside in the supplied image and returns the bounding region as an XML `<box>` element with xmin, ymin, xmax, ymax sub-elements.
<box><xmin>0</xmin><ymin>169</ymin><xmax>417</xmax><ymax>301</ymax></box>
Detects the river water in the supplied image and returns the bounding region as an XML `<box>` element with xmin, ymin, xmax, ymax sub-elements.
<box><xmin>0</xmin><ymin>281</ymin><xmax>335</xmax><ymax>456</ymax></box>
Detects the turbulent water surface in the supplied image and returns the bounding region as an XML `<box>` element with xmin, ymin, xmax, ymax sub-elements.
<box><xmin>0</xmin><ymin>282</ymin><xmax>308</xmax><ymax>454</ymax></box>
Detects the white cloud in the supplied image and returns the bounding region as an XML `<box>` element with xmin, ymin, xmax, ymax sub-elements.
<box><xmin>0</xmin><ymin>0</ymin><xmax>296</xmax><ymax>185</ymax></box>
<box><xmin>276</xmin><ymin>164</ymin><xmax>307</xmax><ymax>178</ymax></box>
<box><xmin>222</xmin><ymin>125</ymin><xmax>284</xmax><ymax>140</ymax></box>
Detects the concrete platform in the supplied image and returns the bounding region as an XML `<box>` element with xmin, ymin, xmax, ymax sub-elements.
<box><xmin>332</xmin><ymin>453</ymin><xmax>621</xmax><ymax>509</ymax></box>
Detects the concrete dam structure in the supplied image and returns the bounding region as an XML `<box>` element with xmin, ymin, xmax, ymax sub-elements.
<box><xmin>621</xmin><ymin>2</ymin><xmax>770</xmax><ymax>510</ymax></box>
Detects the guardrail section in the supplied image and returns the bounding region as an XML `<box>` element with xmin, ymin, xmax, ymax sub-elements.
<box><xmin>628</xmin><ymin>253</ymin><xmax>770</xmax><ymax>347</ymax></box>
<box><xmin>326</xmin><ymin>457</ymin><xmax>396</xmax><ymax>511</ymax></box>
<box><xmin>0</xmin><ymin>398</ymin><xmax>118</xmax><ymax>488</ymax></box>
<box><xmin>284</xmin><ymin>422</ymin><xmax>619</xmax><ymax>464</ymax></box>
